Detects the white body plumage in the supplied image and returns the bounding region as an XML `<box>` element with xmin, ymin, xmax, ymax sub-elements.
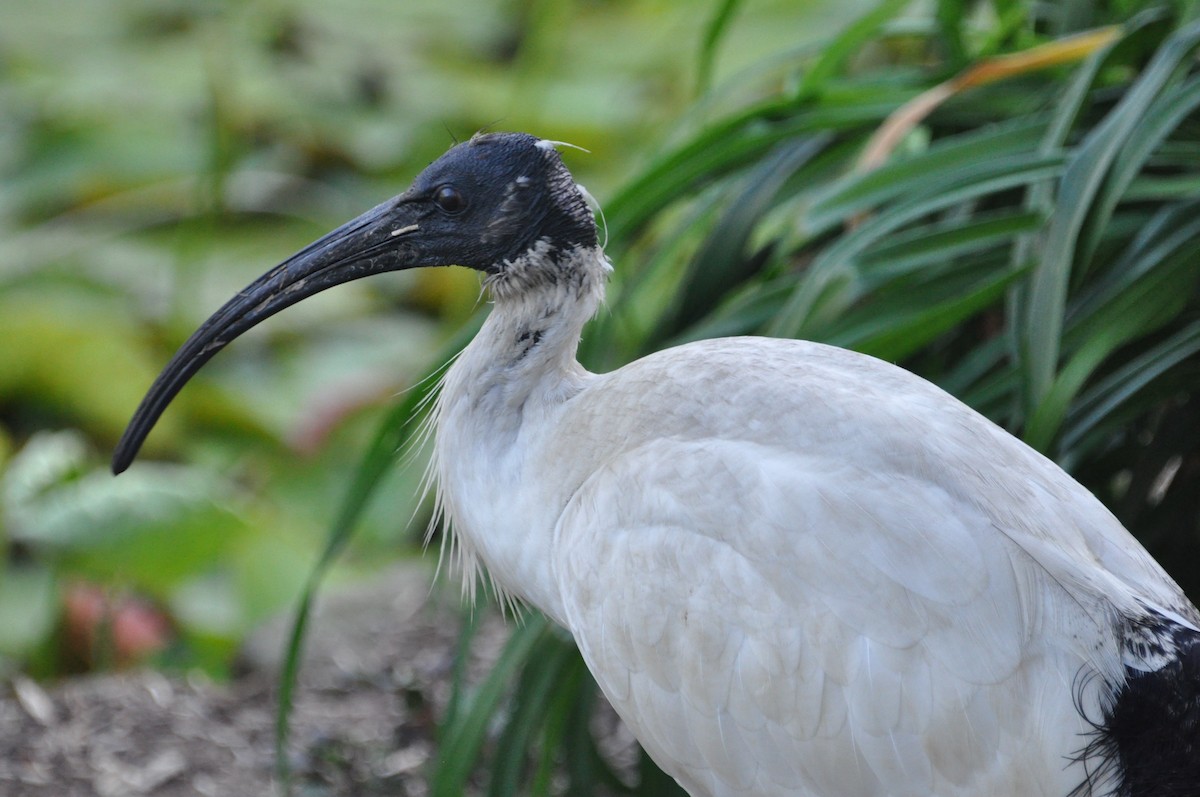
<box><xmin>434</xmin><ymin>243</ymin><xmax>1198</xmax><ymax>797</ymax></box>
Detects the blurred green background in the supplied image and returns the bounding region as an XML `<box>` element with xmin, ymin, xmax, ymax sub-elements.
<box><xmin>7</xmin><ymin>0</ymin><xmax>1200</xmax><ymax>777</ymax></box>
<box><xmin>0</xmin><ymin>0</ymin><xmax>871</xmax><ymax>675</ymax></box>
<box><xmin>4</xmin><ymin>1</ymin><xmax>1200</xmax><ymax>793</ymax></box>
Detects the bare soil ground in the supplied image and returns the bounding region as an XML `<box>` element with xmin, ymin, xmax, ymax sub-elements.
<box><xmin>0</xmin><ymin>563</ymin><xmax>522</xmax><ymax>797</ymax></box>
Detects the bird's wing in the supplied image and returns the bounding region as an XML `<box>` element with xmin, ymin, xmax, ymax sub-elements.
<box><xmin>552</xmin><ymin>434</ymin><xmax>1095</xmax><ymax>797</ymax></box>
<box><xmin>550</xmin><ymin>337</ymin><xmax>1196</xmax><ymax>631</ymax></box>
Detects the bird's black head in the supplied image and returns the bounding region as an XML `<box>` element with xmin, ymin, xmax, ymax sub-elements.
<box><xmin>111</xmin><ymin>132</ymin><xmax>598</xmax><ymax>474</ymax></box>
<box><xmin>405</xmin><ymin>132</ymin><xmax>597</xmax><ymax>270</ymax></box>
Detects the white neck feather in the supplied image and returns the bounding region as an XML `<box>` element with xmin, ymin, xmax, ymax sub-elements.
<box><xmin>427</xmin><ymin>243</ymin><xmax>610</xmax><ymax>612</ymax></box>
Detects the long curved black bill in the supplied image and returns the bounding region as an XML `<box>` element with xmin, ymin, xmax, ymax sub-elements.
<box><xmin>112</xmin><ymin>195</ymin><xmax>421</xmax><ymax>474</ymax></box>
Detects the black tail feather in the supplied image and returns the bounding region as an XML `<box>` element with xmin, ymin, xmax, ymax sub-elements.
<box><xmin>1075</xmin><ymin>620</ymin><xmax>1200</xmax><ymax>797</ymax></box>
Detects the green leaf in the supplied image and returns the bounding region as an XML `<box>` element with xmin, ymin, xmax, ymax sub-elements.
<box><xmin>0</xmin><ymin>565</ymin><xmax>57</xmax><ymax>658</ymax></box>
<box><xmin>858</xmin><ymin>209</ymin><xmax>1044</xmax><ymax>284</ymax></box>
<box><xmin>2</xmin><ymin>431</ymin><xmax>245</xmax><ymax>594</ymax></box>
<box><xmin>651</xmin><ymin>135</ymin><xmax>830</xmax><ymax>345</ymax></box>
<box><xmin>770</xmin><ymin>154</ymin><xmax>1064</xmax><ymax>338</ymax></box>
<box><xmin>794</xmin><ymin>0</ymin><xmax>914</xmax><ymax>100</ymax></box>
<box><xmin>1066</xmin><ymin>200</ymin><xmax>1200</xmax><ymax>347</ymax></box>
<box><xmin>806</xmin><ymin>117</ymin><xmax>1049</xmax><ymax>233</ymax></box>
<box><xmin>1005</xmin><ymin>18</ymin><xmax>1113</xmax><ymax>381</ymax></box>
<box><xmin>488</xmin><ymin>634</ymin><xmax>578</xmax><ymax>796</ymax></box>
<box><xmin>1076</xmin><ymin>73</ymin><xmax>1200</xmax><ymax>273</ymax></box>
<box><xmin>696</xmin><ymin>0</ymin><xmax>745</xmax><ymax>95</ymax></box>
<box><xmin>1023</xmin><ymin>253</ymin><xmax>1194</xmax><ymax>451</ymax></box>
<box><xmin>603</xmin><ymin>111</ymin><xmax>833</xmax><ymax>250</ymax></box>
<box><xmin>432</xmin><ymin>616</ymin><xmax>551</xmax><ymax>797</ymax></box>
<box><xmin>1020</xmin><ymin>17</ymin><xmax>1200</xmax><ymax>413</ymax></box>
<box><xmin>1063</xmin><ymin>320</ymin><xmax>1200</xmax><ymax>453</ymax></box>
<box><xmin>845</xmin><ymin>266</ymin><xmax>1027</xmax><ymax>362</ymax></box>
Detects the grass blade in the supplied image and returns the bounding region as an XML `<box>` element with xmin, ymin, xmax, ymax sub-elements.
<box><xmin>846</xmin><ymin>266</ymin><xmax>1027</xmax><ymax>362</ymax></box>
<box><xmin>651</xmin><ymin>135</ymin><xmax>830</xmax><ymax>345</ymax></box>
<box><xmin>1021</xmin><ymin>17</ymin><xmax>1200</xmax><ymax>415</ymax></box>
<box><xmin>794</xmin><ymin>0</ymin><xmax>912</xmax><ymax>100</ymax></box>
<box><xmin>696</xmin><ymin>0</ymin><xmax>744</xmax><ymax>96</ymax></box>
<box><xmin>1075</xmin><ymin>73</ymin><xmax>1200</xmax><ymax>271</ymax></box>
<box><xmin>488</xmin><ymin>635</ymin><xmax>578</xmax><ymax>796</ymax></box>
<box><xmin>1062</xmin><ymin>320</ymin><xmax>1200</xmax><ymax>454</ymax></box>
<box><xmin>432</xmin><ymin>616</ymin><xmax>551</xmax><ymax>797</ymax></box>
<box><xmin>771</xmin><ymin>154</ymin><xmax>1063</xmax><ymax>338</ymax></box>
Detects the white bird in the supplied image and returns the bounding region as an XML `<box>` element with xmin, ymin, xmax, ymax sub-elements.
<box><xmin>113</xmin><ymin>132</ymin><xmax>1200</xmax><ymax>797</ymax></box>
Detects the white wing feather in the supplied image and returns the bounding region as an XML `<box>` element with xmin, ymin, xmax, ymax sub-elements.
<box><xmin>534</xmin><ymin>338</ymin><xmax>1193</xmax><ymax>797</ymax></box>
<box><xmin>555</xmin><ymin>438</ymin><xmax>1077</xmax><ymax>795</ymax></box>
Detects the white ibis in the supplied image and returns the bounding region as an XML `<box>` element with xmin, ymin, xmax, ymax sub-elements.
<box><xmin>113</xmin><ymin>133</ymin><xmax>1200</xmax><ymax>797</ymax></box>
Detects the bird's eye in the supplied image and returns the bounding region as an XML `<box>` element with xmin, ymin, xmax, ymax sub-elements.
<box><xmin>433</xmin><ymin>185</ymin><xmax>466</xmax><ymax>215</ymax></box>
